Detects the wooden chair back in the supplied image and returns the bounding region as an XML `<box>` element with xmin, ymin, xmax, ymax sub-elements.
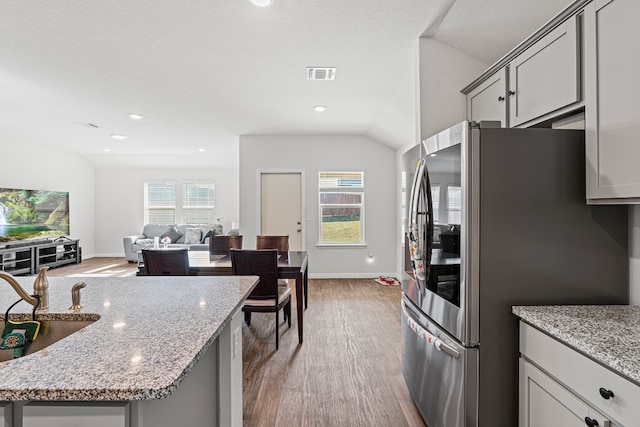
<box><xmin>209</xmin><ymin>235</ymin><xmax>243</xmax><ymax>256</ymax></box>
<box><xmin>256</xmin><ymin>236</ymin><xmax>289</xmax><ymax>259</ymax></box>
<box><xmin>230</xmin><ymin>249</ymin><xmax>279</xmax><ymax>301</ymax></box>
<box><xmin>256</xmin><ymin>235</ymin><xmax>289</xmax><ymax>255</ymax></box>
<box><xmin>142</xmin><ymin>248</ymin><xmax>190</xmax><ymax>276</ymax></box>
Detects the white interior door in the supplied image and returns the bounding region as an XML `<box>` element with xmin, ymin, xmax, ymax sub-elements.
<box><xmin>260</xmin><ymin>172</ymin><xmax>303</xmax><ymax>250</ymax></box>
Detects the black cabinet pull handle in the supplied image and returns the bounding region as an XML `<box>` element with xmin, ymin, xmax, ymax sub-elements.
<box><xmin>508</xmin><ymin>90</ymin><xmax>515</xmax><ymax>96</ymax></box>
<box><xmin>498</xmin><ymin>96</ymin><xmax>505</xmax><ymax>102</ymax></box>
<box><xmin>585</xmin><ymin>417</ymin><xmax>599</xmax><ymax>427</ymax></box>
<box><xmin>599</xmin><ymin>387</ymin><xmax>614</xmax><ymax>399</ymax></box>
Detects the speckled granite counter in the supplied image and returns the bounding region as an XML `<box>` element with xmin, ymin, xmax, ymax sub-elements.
<box><xmin>513</xmin><ymin>305</ymin><xmax>640</xmax><ymax>386</ymax></box>
<box><xmin>0</xmin><ymin>275</ymin><xmax>258</xmax><ymax>401</ymax></box>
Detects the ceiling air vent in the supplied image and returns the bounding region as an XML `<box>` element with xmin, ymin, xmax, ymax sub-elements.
<box><xmin>307</xmin><ymin>67</ymin><xmax>336</xmax><ymax>80</ymax></box>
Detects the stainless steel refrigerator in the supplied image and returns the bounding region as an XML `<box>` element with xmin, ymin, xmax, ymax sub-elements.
<box><xmin>400</xmin><ymin>121</ymin><xmax>628</xmax><ymax>427</ymax></box>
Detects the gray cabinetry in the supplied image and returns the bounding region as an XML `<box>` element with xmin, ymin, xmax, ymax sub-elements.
<box><xmin>519</xmin><ymin>322</ymin><xmax>638</xmax><ymax>427</ymax></box>
<box><xmin>584</xmin><ymin>0</ymin><xmax>640</xmax><ymax>203</ymax></box>
<box><xmin>520</xmin><ymin>358</ymin><xmax>612</xmax><ymax>427</ymax></box>
<box><xmin>466</xmin><ymin>68</ymin><xmax>507</xmax><ymax>126</ymax></box>
<box><xmin>463</xmin><ymin>2</ymin><xmax>586</xmax><ymax>128</ymax></box>
<box><xmin>508</xmin><ymin>15</ymin><xmax>580</xmax><ymax>127</ymax></box>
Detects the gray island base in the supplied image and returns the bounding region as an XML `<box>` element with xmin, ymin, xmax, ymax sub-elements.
<box><xmin>0</xmin><ymin>275</ymin><xmax>258</xmax><ymax>427</ymax></box>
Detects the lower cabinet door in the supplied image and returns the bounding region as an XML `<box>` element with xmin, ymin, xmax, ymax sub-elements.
<box><xmin>0</xmin><ymin>402</ymin><xmax>11</xmax><ymax>425</ymax></box>
<box><xmin>520</xmin><ymin>359</ymin><xmax>611</xmax><ymax>427</ymax></box>
<box><xmin>22</xmin><ymin>402</ymin><xmax>129</xmax><ymax>427</ymax></box>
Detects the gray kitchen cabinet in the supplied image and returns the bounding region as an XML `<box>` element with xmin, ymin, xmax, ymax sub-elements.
<box><xmin>508</xmin><ymin>14</ymin><xmax>580</xmax><ymax>127</ymax></box>
<box><xmin>21</xmin><ymin>403</ymin><xmax>129</xmax><ymax>427</ymax></box>
<box><xmin>519</xmin><ymin>322</ymin><xmax>639</xmax><ymax>427</ymax></box>
<box><xmin>584</xmin><ymin>0</ymin><xmax>640</xmax><ymax>203</ymax></box>
<box><xmin>463</xmin><ymin>2</ymin><xmax>588</xmax><ymax>128</ymax></box>
<box><xmin>520</xmin><ymin>358</ymin><xmax>612</xmax><ymax>427</ymax></box>
<box><xmin>0</xmin><ymin>402</ymin><xmax>10</xmax><ymax>425</ymax></box>
<box><xmin>466</xmin><ymin>68</ymin><xmax>507</xmax><ymax>126</ymax></box>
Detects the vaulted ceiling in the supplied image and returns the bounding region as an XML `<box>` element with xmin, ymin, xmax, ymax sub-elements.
<box><xmin>0</xmin><ymin>0</ymin><xmax>573</xmax><ymax>168</ymax></box>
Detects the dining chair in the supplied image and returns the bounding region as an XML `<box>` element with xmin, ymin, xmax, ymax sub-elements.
<box><xmin>230</xmin><ymin>249</ymin><xmax>291</xmax><ymax>350</ymax></box>
<box><xmin>142</xmin><ymin>248</ymin><xmax>190</xmax><ymax>276</ymax></box>
<box><xmin>209</xmin><ymin>235</ymin><xmax>243</xmax><ymax>256</ymax></box>
<box><xmin>256</xmin><ymin>235</ymin><xmax>289</xmax><ymax>253</ymax></box>
<box><xmin>256</xmin><ymin>235</ymin><xmax>290</xmax><ymax>288</ymax></box>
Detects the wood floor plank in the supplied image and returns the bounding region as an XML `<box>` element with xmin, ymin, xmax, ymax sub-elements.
<box><xmin>242</xmin><ymin>278</ymin><xmax>426</xmax><ymax>427</ymax></box>
<box><xmin>43</xmin><ymin>259</ymin><xmax>426</xmax><ymax>426</ymax></box>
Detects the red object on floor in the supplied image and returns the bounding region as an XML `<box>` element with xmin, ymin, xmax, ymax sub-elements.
<box><xmin>375</xmin><ymin>276</ymin><xmax>400</xmax><ymax>286</ymax></box>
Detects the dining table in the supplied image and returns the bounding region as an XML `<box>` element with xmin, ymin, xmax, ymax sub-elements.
<box><xmin>188</xmin><ymin>250</ymin><xmax>309</xmax><ymax>344</ymax></box>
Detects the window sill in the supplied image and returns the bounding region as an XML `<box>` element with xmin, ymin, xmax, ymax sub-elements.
<box><xmin>316</xmin><ymin>243</ymin><xmax>367</xmax><ymax>248</ymax></box>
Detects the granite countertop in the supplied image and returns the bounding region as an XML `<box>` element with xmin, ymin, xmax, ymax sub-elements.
<box><xmin>513</xmin><ymin>305</ymin><xmax>640</xmax><ymax>386</ymax></box>
<box><xmin>0</xmin><ymin>275</ymin><xmax>258</xmax><ymax>401</ymax></box>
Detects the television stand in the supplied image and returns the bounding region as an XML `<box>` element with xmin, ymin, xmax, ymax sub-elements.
<box><xmin>0</xmin><ymin>239</ymin><xmax>81</xmax><ymax>275</ymax></box>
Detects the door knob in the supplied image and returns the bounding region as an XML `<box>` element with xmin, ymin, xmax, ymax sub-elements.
<box><xmin>598</xmin><ymin>387</ymin><xmax>614</xmax><ymax>399</ymax></box>
<box><xmin>584</xmin><ymin>417</ymin><xmax>599</xmax><ymax>427</ymax></box>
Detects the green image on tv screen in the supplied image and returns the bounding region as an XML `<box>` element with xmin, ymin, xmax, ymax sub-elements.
<box><xmin>0</xmin><ymin>188</ymin><xmax>70</xmax><ymax>242</ymax></box>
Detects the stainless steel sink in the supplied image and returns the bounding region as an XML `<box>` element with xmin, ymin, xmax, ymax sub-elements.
<box><xmin>0</xmin><ymin>318</ymin><xmax>98</xmax><ymax>362</ymax></box>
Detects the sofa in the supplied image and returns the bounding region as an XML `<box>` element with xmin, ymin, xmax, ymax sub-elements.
<box><xmin>123</xmin><ymin>223</ymin><xmax>224</xmax><ymax>262</ymax></box>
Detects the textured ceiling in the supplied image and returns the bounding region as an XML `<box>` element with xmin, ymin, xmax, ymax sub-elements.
<box><xmin>0</xmin><ymin>0</ymin><xmax>574</xmax><ymax>168</ymax></box>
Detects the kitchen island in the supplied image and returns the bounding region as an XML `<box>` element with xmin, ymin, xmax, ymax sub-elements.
<box><xmin>0</xmin><ymin>275</ymin><xmax>258</xmax><ymax>427</ymax></box>
<box><xmin>514</xmin><ymin>305</ymin><xmax>640</xmax><ymax>427</ymax></box>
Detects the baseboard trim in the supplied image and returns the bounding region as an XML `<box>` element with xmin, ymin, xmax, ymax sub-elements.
<box><xmin>309</xmin><ymin>273</ymin><xmax>398</xmax><ymax>279</ymax></box>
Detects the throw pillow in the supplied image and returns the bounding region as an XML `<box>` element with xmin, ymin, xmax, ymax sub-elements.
<box><xmin>160</xmin><ymin>226</ymin><xmax>183</xmax><ymax>244</ymax></box>
<box><xmin>200</xmin><ymin>229</ymin><xmax>215</xmax><ymax>243</ymax></box>
<box><xmin>184</xmin><ymin>227</ymin><xmax>202</xmax><ymax>244</ymax></box>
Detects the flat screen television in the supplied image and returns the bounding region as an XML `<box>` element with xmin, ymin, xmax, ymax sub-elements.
<box><xmin>0</xmin><ymin>187</ymin><xmax>70</xmax><ymax>244</ymax></box>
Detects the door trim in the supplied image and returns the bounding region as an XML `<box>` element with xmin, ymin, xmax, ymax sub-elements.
<box><xmin>256</xmin><ymin>169</ymin><xmax>306</xmax><ymax>250</ymax></box>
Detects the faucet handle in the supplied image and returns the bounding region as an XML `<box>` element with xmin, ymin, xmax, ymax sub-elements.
<box><xmin>69</xmin><ymin>281</ymin><xmax>86</xmax><ymax>311</ymax></box>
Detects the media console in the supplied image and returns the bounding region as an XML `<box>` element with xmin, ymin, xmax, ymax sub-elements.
<box><xmin>0</xmin><ymin>239</ymin><xmax>81</xmax><ymax>275</ymax></box>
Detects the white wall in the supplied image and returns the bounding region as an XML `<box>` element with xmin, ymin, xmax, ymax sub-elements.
<box><xmin>1</xmin><ymin>142</ymin><xmax>96</xmax><ymax>258</ymax></box>
<box><xmin>94</xmin><ymin>167</ymin><xmax>239</xmax><ymax>256</ymax></box>
<box><xmin>239</xmin><ymin>135</ymin><xmax>396</xmax><ymax>278</ymax></box>
<box><xmin>417</xmin><ymin>37</ymin><xmax>488</xmax><ymax>140</ymax></box>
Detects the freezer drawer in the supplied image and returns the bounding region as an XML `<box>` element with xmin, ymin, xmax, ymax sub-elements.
<box><xmin>401</xmin><ymin>296</ymin><xmax>478</xmax><ymax>427</ymax></box>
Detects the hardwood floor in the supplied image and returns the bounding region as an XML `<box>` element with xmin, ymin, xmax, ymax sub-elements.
<box><xmin>44</xmin><ymin>259</ymin><xmax>426</xmax><ymax>427</ymax></box>
<box><xmin>44</xmin><ymin>257</ymin><xmax>139</xmax><ymax>278</ymax></box>
<box><xmin>241</xmin><ymin>278</ymin><xmax>426</xmax><ymax>427</ymax></box>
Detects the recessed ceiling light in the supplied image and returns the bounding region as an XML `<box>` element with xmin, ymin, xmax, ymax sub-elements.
<box><xmin>129</xmin><ymin>113</ymin><xmax>144</xmax><ymax>120</ymax></box>
<box><xmin>314</xmin><ymin>105</ymin><xmax>326</xmax><ymax>112</ymax></box>
<box><xmin>111</xmin><ymin>134</ymin><xmax>127</xmax><ymax>140</ymax></box>
<box><xmin>102</xmin><ymin>148</ymin><xmax>111</xmax><ymax>152</ymax></box>
<box><xmin>250</xmin><ymin>0</ymin><xmax>273</xmax><ymax>6</ymax></box>
<box><xmin>198</xmin><ymin>148</ymin><xmax>206</xmax><ymax>152</ymax></box>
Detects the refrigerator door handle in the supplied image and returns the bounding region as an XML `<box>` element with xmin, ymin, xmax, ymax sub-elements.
<box><xmin>402</xmin><ymin>300</ymin><xmax>460</xmax><ymax>359</ymax></box>
<box><xmin>434</xmin><ymin>339</ymin><xmax>460</xmax><ymax>359</ymax></box>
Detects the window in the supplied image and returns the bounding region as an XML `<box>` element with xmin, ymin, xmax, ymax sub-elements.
<box><xmin>144</xmin><ymin>181</ymin><xmax>215</xmax><ymax>224</ymax></box>
<box><xmin>182</xmin><ymin>182</ymin><xmax>215</xmax><ymax>223</ymax></box>
<box><xmin>144</xmin><ymin>182</ymin><xmax>176</xmax><ymax>224</ymax></box>
<box><xmin>447</xmin><ymin>185</ymin><xmax>461</xmax><ymax>224</ymax></box>
<box><xmin>318</xmin><ymin>171</ymin><xmax>364</xmax><ymax>244</ymax></box>
<box><xmin>430</xmin><ymin>185</ymin><xmax>440</xmax><ymax>223</ymax></box>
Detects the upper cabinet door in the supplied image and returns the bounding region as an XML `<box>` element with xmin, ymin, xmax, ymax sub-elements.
<box><xmin>508</xmin><ymin>15</ymin><xmax>580</xmax><ymax>127</ymax></box>
<box><xmin>466</xmin><ymin>68</ymin><xmax>507</xmax><ymax>127</ymax></box>
<box><xmin>585</xmin><ymin>0</ymin><xmax>640</xmax><ymax>203</ymax></box>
